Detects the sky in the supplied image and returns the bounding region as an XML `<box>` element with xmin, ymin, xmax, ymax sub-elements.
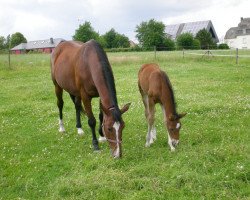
<box><xmin>0</xmin><ymin>0</ymin><xmax>249</xmax><ymax>42</ymax></box>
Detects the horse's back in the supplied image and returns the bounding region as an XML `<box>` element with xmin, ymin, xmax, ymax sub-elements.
<box><xmin>51</xmin><ymin>41</ymin><xmax>85</xmax><ymax>96</ymax></box>
<box><xmin>138</xmin><ymin>63</ymin><xmax>163</xmax><ymax>97</ymax></box>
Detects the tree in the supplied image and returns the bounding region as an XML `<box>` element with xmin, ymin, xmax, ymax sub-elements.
<box><xmin>73</xmin><ymin>21</ymin><xmax>99</xmax><ymax>42</ymax></box>
<box><xmin>0</xmin><ymin>36</ymin><xmax>6</xmax><ymax>50</ymax></box>
<box><xmin>176</xmin><ymin>33</ymin><xmax>194</xmax><ymax>49</ymax></box>
<box><xmin>193</xmin><ymin>39</ymin><xmax>201</xmax><ymax>49</ymax></box>
<box><xmin>103</xmin><ymin>28</ymin><xmax>130</xmax><ymax>48</ymax></box>
<box><xmin>10</xmin><ymin>32</ymin><xmax>27</xmax><ymax>48</ymax></box>
<box><xmin>195</xmin><ymin>29</ymin><xmax>214</xmax><ymax>49</ymax></box>
<box><xmin>103</xmin><ymin>28</ymin><xmax>116</xmax><ymax>48</ymax></box>
<box><xmin>163</xmin><ymin>38</ymin><xmax>175</xmax><ymax>51</ymax></box>
<box><xmin>135</xmin><ymin>19</ymin><xmax>167</xmax><ymax>49</ymax></box>
<box><xmin>115</xmin><ymin>34</ymin><xmax>130</xmax><ymax>48</ymax></box>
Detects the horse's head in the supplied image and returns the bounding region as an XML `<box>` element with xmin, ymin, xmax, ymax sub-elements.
<box><xmin>102</xmin><ymin>103</ymin><xmax>131</xmax><ymax>158</ymax></box>
<box><xmin>167</xmin><ymin>113</ymin><xmax>186</xmax><ymax>151</ymax></box>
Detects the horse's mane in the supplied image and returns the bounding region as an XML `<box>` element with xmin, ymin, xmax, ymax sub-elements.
<box><xmin>90</xmin><ymin>40</ymin><xmax>121</xmax><ymax>121</ymax></box>
<box><xmin>161</xmin><ymin>70</ymin><xmax>177</xmax><ymax>115</ymax></box>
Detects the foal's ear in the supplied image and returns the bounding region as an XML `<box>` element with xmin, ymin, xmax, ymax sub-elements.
<box><xmin>178</xmin><ymin>113</ymin><xmax>187</xmax><ymax>119</ymax></box>
<box><xmin>120</xmin><ymin>103</ymin><xmax>131</xmax><ymax>114</ymax></box>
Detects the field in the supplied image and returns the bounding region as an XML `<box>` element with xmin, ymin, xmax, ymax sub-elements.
<box><xmin>0</xmin><ymin>51</ymin><xmax>249</xmax><ymax>199</ymax></box>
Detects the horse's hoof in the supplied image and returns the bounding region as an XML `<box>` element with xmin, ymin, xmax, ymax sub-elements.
<box><xmin>59</xmin><ymin>127</ymin><xmax>65</xmax><ymax>133</ymax></box>
<box><xmin>93</xmin><ymin>149</ymin><xmax>101</xmax><ymax>153</ymax></box>
<box><xmin>77</xmin><ymin>128</ymin><xmax>84</xmax><ymax>135</ymax></box>
<box><xmin>98</xmin><ymin>136</ymin><xmax>107</xmax><ymax>143</ymax></box>
<box><xmin>93</xmin><ymin>145</ymin><xmax>100</xmax><ymax>151</ymax></box>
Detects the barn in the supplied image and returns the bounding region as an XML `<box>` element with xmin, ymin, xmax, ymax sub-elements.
<box><xmin>165</xmin><ymin>20</ymin><xmax>219</xmax><ymax>43</ymax></box>
<box><xmin>11</xmin><ymin>38</ymin><xmax>65</xmax><ymax>54</ymax></box>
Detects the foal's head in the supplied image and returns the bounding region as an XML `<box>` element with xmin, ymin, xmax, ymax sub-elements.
<box><xmin>102</xmin><ymin>103</ymin><xmax>130</xmax><ymax>158</ymax></box>
<box><xmin>167</xmin><ymin>113</ymin><xmax>186</xmax><ymax>151</ymax></box>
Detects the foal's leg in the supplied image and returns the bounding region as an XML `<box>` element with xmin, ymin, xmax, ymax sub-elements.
<box><xmin>82</xmin><ymin>96</ymin><xmax>100</xmax><ymax>151</ymax></box>
<box><xmin>145</xmin><ymin>97</ymin><xmax>156</xmax><ymax>147</ymax></box>
<box><xmin>70</xmin><ymin>94</ymin><xmax>84</xmax><ymax>135</ymax></box>
<box><xmin>55</xmin><ymin>85</ymin><xmax>65</xmax><ymax>132</ymax></box>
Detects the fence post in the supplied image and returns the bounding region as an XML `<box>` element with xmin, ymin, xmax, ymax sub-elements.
<box><xmin>236</xmin><ymin>48</ymin><xmax>239</xmax><ymax>64</ymax></box>
<box><xmin>154</xmin><ymin>46</ymin><xmax>156</xmax><ymax>60</ymax></box>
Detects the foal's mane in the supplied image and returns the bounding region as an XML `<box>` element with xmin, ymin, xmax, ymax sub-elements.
<box><xmin>161</xmin><ymin>70</ymin><xmax>177</xmax><ymax>115</ymax></box>
<box><xmin>90</xmin><ymin>40</ymin><xmax>121</xmax><ymax>121</ymax></box>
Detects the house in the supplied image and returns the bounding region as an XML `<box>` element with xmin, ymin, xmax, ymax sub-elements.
<box><xmin>224</xmin><ymin>17</ymin><xmax>250</xmax><ymax>49</ymax></box>
<box><xmin>11</xmin><ymin>38</ymin><xmax>65</xmax><ymax>54</ymax></box>
<box><xmin>165</xmin><ymin>20</ymin><xmax>219</xmax><ymax>43</ymax></box>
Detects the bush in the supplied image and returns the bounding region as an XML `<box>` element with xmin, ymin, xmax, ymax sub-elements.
<box><xmin>176</xmin><ymin>33</ymin><xmax>194</xmax><ymax>50</ymax></box>
<box><xmin>193</xmin><ymin>39</ymin><xmax>201</xmax><ymax>49</ymax></box>
<box><xmin>218</xmin><ymin>43</ymin><xmax>230</xmax><ymax>49</ymax></box>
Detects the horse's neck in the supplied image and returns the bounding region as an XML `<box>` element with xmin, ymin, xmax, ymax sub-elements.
<box><xmin>161</xmin><ymin>88</ymin><xmax>176</xmax><ymax>118</ymax></box>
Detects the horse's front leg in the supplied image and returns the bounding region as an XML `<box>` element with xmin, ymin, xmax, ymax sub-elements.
<box><xmin>82</xmin><ymin>96</ymin><xmax>100</xmax><ymax>151</ymax></box>
<box><xmin>98</xmin><ymin>109</ymin><xmax>106</xmax><ymax>142</ymax></box>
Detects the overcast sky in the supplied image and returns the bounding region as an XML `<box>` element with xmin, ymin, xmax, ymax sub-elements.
<box><xmin>0</xmin><ymin>0</ymin><xmax>249</xmax><ymax>42</ymax></box>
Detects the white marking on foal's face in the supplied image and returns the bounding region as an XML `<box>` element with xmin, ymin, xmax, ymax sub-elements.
<box><xmin>113</xmin><ymin>122</ymin><xmax>120</xmax><ymax>158</ymax></box>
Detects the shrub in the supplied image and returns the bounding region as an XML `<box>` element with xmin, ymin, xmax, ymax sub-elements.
<box><xmin>218</xmin><ymin>43</ymin><xmax>230</xmax><ymax>49</ymax></box>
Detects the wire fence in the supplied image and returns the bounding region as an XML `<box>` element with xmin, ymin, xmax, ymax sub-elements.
<box><xmin>1</xmin><ymin>47</ymin><xmax>250</xmax><ymax>69</ymax></box>
<box><xmin>181</xmin><ymin>48</ymin><xmax>250</xmax><ymax>64</ymax></box>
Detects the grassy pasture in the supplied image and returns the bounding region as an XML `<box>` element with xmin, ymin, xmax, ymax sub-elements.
<box><xmin>0</xmin><ymin>51</ymin><xmax>249</xmax><ymax>199</ymax></box>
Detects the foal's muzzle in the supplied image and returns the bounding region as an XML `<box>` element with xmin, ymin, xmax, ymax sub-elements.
<box><xmin>171</xmin><ymin>139</ymin><xmax>179</xmax><ymax>147</ymax></box>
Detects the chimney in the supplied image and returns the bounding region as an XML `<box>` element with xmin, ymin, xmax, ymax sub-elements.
<box><xmin>50</xmin><ymin>38</ymin><xmax>54</xmax><ymax>44</ymax></box>
<box><xmin>241</xmin><ymin>17</ymin><xmax>243</xmax><ymax>22</ymax></box>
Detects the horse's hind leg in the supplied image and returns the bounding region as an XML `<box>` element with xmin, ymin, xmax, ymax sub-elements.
<box><xmin>55</xmin><ymin>85</ymin><xmax>65</xmax><ymax>132</ymax></box>
<box><xmin>145</xmin><ymin>97</ymin><xmax>156</xmax><ymax>147</ymax></box>
<box><xmin>70</xmin><ymin>94</ymin><xmax>84</xmax><ymax>135</ymax></box>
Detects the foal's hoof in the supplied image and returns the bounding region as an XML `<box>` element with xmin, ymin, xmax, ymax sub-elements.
<box><xmin>145</xmin><ymin>143</ymin><xmax>151</xmax><ymax>148</ymax></box>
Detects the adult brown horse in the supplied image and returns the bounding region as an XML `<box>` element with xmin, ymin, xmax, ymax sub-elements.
<box><xmin>138</xmin><ymin>63</ymin><xmax>186</xmax><ymax>151</ymax></box>
<box><xmin>51</xmin><ymin>39</ymin><xmax>130</xmax><ymax>158</ymax></box>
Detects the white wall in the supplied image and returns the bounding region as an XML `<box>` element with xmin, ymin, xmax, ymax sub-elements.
<box><xmin>225</xmin><ymin>35</ymin><xmax>250</xmax><ymax>49</ymax></box>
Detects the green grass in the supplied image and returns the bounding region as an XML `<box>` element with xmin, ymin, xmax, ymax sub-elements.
<box><xmin>0</xmin><ymin>52</ymin><xmax>249</xmax><ymax>199</ymax></box>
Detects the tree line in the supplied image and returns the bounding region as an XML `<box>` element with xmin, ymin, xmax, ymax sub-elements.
<box><xmin>0</xmin><ymin>18</ymin><xmax>229</xmax><ymax>52</ymax></box>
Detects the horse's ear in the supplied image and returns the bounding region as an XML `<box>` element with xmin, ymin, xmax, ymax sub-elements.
<box><xmin>120</xmin><ymin>103</ymin><xmax>131</xmax><ymax>114</ymax></box>
<box><xmin>178</xmin><ymin>113</ymin><xmax>187</xmax><ymax>119</ymax></box>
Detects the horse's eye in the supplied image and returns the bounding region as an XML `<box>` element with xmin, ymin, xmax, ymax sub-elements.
<box><xmin>108</xmin><ymin>128</ymin><xmax>112</xmax><ymax>132</ymax></box>
<box><xmin>170</xmin><ymin>128</ymin><xmax>174</xmax><ymax>132</ymax></box>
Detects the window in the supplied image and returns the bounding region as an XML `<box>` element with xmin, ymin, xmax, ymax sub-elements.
<box><xmin>242</xmin><ymin>38</ymin><xmax>246</xmax><ymax>44</ymax></box>
<box><xmin>237</xmin><ymin>29</ymin><xmax>243</xmax><ymax>34</ymax></box>
<box><xmin>246</xmin><ymin>29</ymin><xmax>250</xmax><ymax>34</ymax></box>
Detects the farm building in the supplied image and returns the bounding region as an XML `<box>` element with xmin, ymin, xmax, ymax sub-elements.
<box><xmin>11</xmin><ymin>38</ymin><xmax>65</xmax><ymax>54</ymax></box>
<box><xmin>224</xmin><ymin>17</ymin><xmax>250</xmax><ymax>49</ymax></box>
<box><xmin>165</xmin><ymin>20</ymin><xmax>219</xmax><ymax>43</ymax></box>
